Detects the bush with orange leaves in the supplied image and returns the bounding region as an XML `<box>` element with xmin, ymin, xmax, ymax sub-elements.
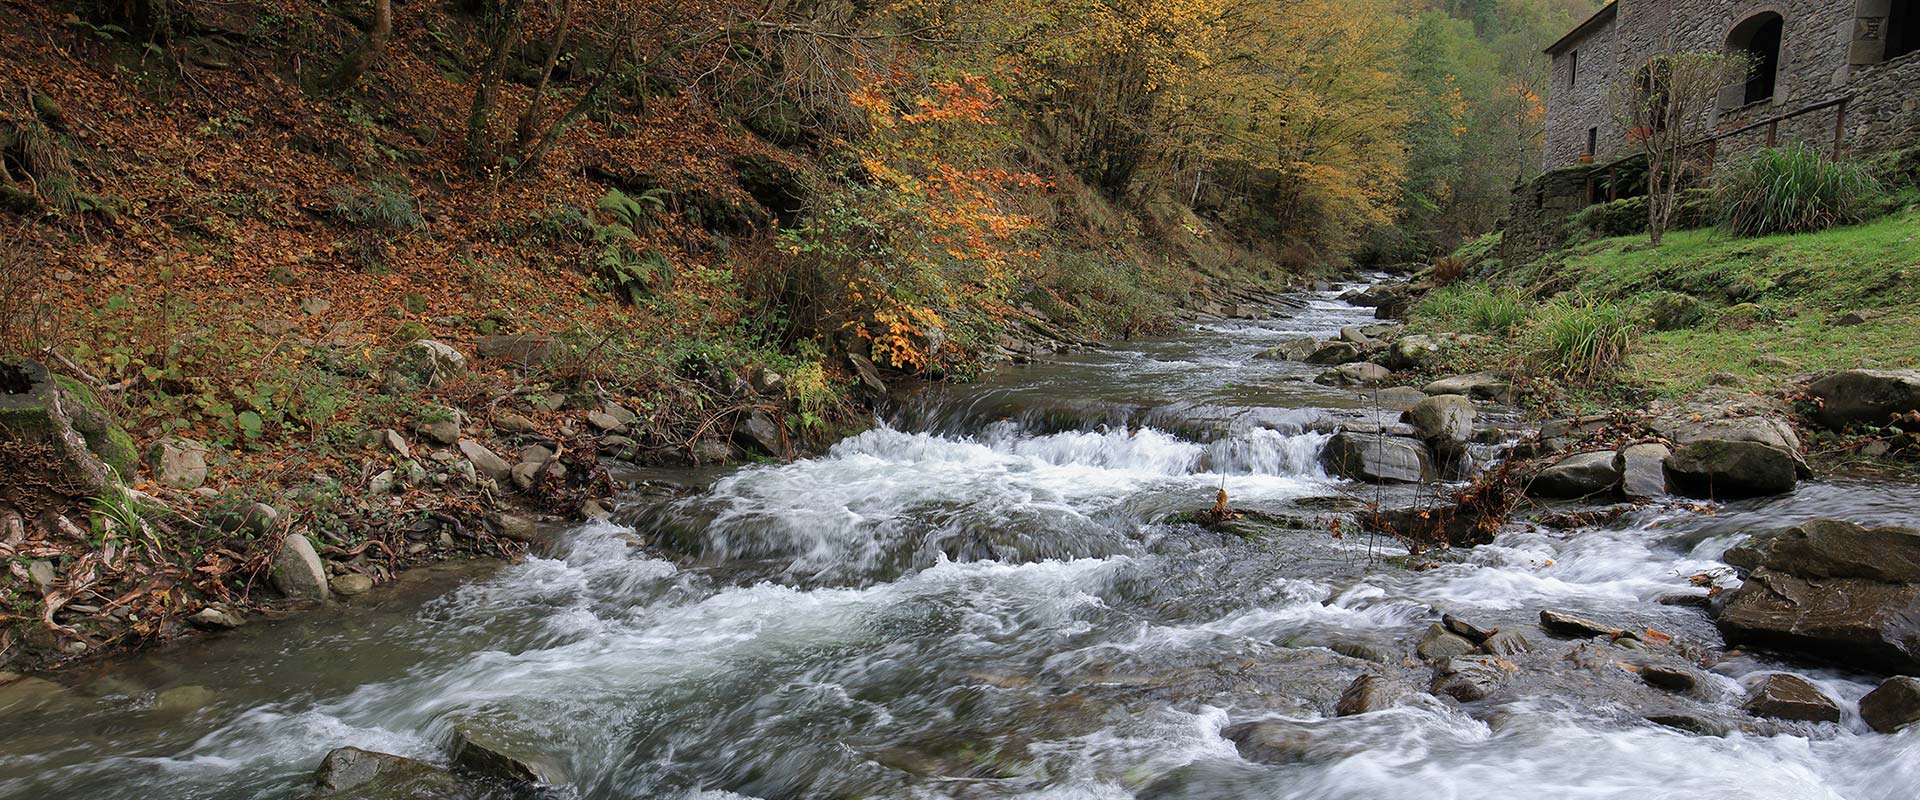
<box><xmin>777</xmin><ymin>68</ymin><xmax>1045</xmax><ymax>375</ymax></box>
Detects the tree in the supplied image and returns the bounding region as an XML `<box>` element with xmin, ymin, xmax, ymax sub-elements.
<box><xmin>1611</xmin><ymin>50</ymin><xmax>1750</xmax><ymax>245</ymax></box>
<box><xmin>324</xmin><ymin>0</ymin><xmax>394</xmax><ymax>93</ymax></box>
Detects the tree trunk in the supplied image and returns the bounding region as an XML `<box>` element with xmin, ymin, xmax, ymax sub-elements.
<box><xmin>512</xmin><ymin>0</ymin><xmax>574</xmax><ymax>153</ymax></box>
<box><xmin>464</xmin><ymin>0</ymin><xmax>527</xmax><ymax>171</ymax></box>
<box><xmin>324</xmin><ymin>0</ymin><xmax>393</xmax><ymax>93</ymax></box>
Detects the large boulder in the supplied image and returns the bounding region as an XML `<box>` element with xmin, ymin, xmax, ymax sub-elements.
<box><xmin>450</xmin><ymin>724</ymin><xmax>569</xmax><ymax>786</ymax></box>
<box><xmin>1805</xmin><ymin>369</ymin><xmax>1920</xmax><ymax>430</ymax></box>
<box><xmin>1406</xmin><ymin>394</ymin><xmax>1474</xmax><ymax>451</ymax></box>
<box><xmin>1716</xmin><ymin>520</ymin><xmax>1920</xmax><ymax>673</ymax></box>
<box><xmin>1617</xmin><ymin>443</ymin><xmax>1671</xmax><ymax>499</ymax></box>
<box><xmin>1322</xmin><ymin>432</ymin><xmax>1431</xmax><ymax>484</ymax></box>
<box><xmin>1528</xmin><ymin>451</ymin><xmax>1621</xmax><ymax>498</ymax></box>
<box><xmin>1665</xmin><ymin>440</ymin><xmax>1798</xmax><ymax>499</ymax></box>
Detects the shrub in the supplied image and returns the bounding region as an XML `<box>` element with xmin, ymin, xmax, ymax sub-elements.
<box><xmin>1529</xmin><ymin>295</ymin><xmax>1636</xmax><ymax>378</ymax></box>
<box><xmin>1429</xmin><ymin>255</ymin><xmax>1467</xmax><ymax>285</ymax></box>
<box><xmin>1714</xmin><ymin>144</ymin><xmax>1880</xmax><ymax>237</ymax></box>
<box><xmin>1416</xmin><ymin>284</ymin><xmax>1530</xmax><ymax>334</ymax></box>
<box><xmin>328</xmin><ymin>179</ymin><xmax>424</xmax><ymax>231</ymax></box>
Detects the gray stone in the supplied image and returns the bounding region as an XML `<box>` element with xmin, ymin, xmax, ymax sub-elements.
<box><xmin>369</xmin><ymin>470</ymin><xmax>397</xmax><ymax>495</ymax></box>
<box><xmin>1740</xmin><ymin>674</ymin><xmax>1841</xmax><ymax>723</ymax></box>
<box><xmin>1430</xmin><ymin>656</ymin><xmax>1513</xmax><ymax>702</ymax></box>
<box><xmin>1481</xmin><ymin>629</ymin><xmax>1533</xmax><ymax>657</ymax></box>
<box><xmin>1322</xmin><ymin>432</ymin><xmax>1431</xmax><ymax>484</ymax></box>
<box><xmin>1441</xmin><ymin>613</ymin><xmax>1494</xmax><ymax>643</ymax></box>
<box><xmin>419</xmin><ymin>416</ymin><xmax>461</xmax><ymax>446</ymax></box>
<box><xmin>1328</xmin><ymin>641</ymin><xmax>1394</xmax><ymax>663</ymax></box>
<box><xmin>269</xmin><ymin>533</ymin><xmax>329</xmax><ymax>602</ymax></box>
<box><xmin>381</xmin><ymin>429</ymin><xmax>409</xmax><ymax>456</ymax></box>
<box><xmin>153</xmin><ymin>685</ymin><xmax>217</xmax><ymax>715</ymax></box>
<box><xmin>1385</xmin><ymin>334</ymin><xmax>1441</xmax><ymax>369</ymax></box>
<box><xmin>190</xmin><ymin>605</ymin><xmax>245</xmax><ymax>629</ymax></box>
<box><xmin>493</xmin><ymin>413</ymin><xmax>537</xmax><ymax>433</ymax></box>
<box><xmin>1336</xmin><ymin>674</ymin><xmax>1392</xmax><ymax>716</ymax></box>
<box><xmin>739</xmin><ymin>410</ymin><xmax>785</xmax><ymax>456</ymax></box>
<box><xmin>1305</xmin><ymin>341</ymin><xmax>1365</xmax><ymax>365</ymax></box>
<box><xmin>1539</xmin><ymin>609</ymin><xmax>1628</xmax><ymax>640</ymax></box>
<box><xmin>1422</xmin><ymin>373</ymin><xmax>1511</xmax><ymax>402</ymax></box>
<box><xmin>312</xmin><ymin>746</ymin><xmax>480</xmax><ymax>799</ymax></box>
<box><xmin>1417</xmin><ymin>624</ymin><xmax>1478</xmax><ymax>660</ymax></box>
<box><xmin>1640</xmin><ymin>665</ymin><xmax>1704</xmax><ymax>695</ymax></box>
<box><xmin>1666</xmin><ymin>440</ymin><xmax>1798</xmax><ymax>499</ymax></box>
<box><xmin>1529</xmin><ymin>451</ymin><xmax>1621</xmax><ymax>498</ymax></box>
<box><xmin>450</xmin><ymin>724</ymin><xmax>569</xmax><ymax>786</ymax></box>
<box><xmin>1860</xmin><ymin>677</ymin><xmax>1920</xmax><ymax>733</ymax></box>
<box><xmin>145</xmin><ymin>436</ymin><xmax>209</xmax><ymax>490</ymax></box>
<box><xmin>510</xmin><ymin>462</ymin><xmax>542</xmax><ymax>491</ymax></box>
<box><xmin>1618</xmin><ymin>443</ymin><xmax>1670</xmax><ymax>498</ymax></box>
<box><xmin>1221</xmin><ymin>720</ymin><xmax>1343</xmax><ymax>764</ymax></box>
<box><xmin>1369</xmin><ymin>386</ymin><xmax>1430</xmax><ymax>412</ymax></box>
<box><xmin>585</xmin><ymin>410</ymin><xmax>627</xmax><ymax>433</ymax></box>
<box><xmin>475</xmin><ymin>334</ymin><xmax>557</xmax><ymax>369</ymax></box>
<box><xmin>1661</xmin><ymin>415</ymin><xmax>1802</xmax><ymax>453</ymax></box>
<box><xmin>456</xmin><ymin>440</ymin><xmax>511</xmax><ymax>483</ymax></box>
<box><xmin>847</xmin><ymin>349</ymin><xmax>887</xmax><ymax>394</ymax></box>
<box><xmin>1255</xmin><ymin>338</ymin><xmax>1320</xmax><ymax>361</ymax></box>
<box><xmin>1807</xmin><ymin>369</ymin><xmax>1920</xmax><ymax>430</ymax></box>
<box><xmin>1407</xmin><ymin>395</ymin><xmax>1475</xmax><ymax>450</ymax></box>
<box><xmin>1717</xmin><ymin>520</ymin><xmax>1920</xmax><ymax>673</ymax></box>
<box><xmin>330</xmin><ymin>573</ymin><xmax>375</xmax><ymax>597</ymax></box>
<box><xmin>26</xmin><ymin>560</ymin><xmax>55</xmax><ymax>593</ymax></box>
<box><xmin>388</xmin><ymin>340</ymin><xmax>466</xmax><ymax>389</ymax></box>
<box><xmin>1315</xmin><ymin>362</ymin><xmax>1391</xmax><ymax>387</ymax></box>
<box><xmin>494</xmin><ymin>513</ymin><xmax>539</xmax><ymax>543</ymax></box>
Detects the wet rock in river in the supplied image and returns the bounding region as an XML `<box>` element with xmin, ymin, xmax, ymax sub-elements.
<box><xmin>330</xmin><ymin>573</ymin><xmax>375</xmax><ymax>597</ymax></box>
<box><xmin>1384</xmin><ymin>334</ymin><xmax>1441</xmax><ymax>369</ymax></box>
<box><xmin>1666</xmin><ymin>439</ymin><xmax>1799</xmax><ymax>499</ymax></box>
<box><xmin>1417</xmin><ymin>624</ymin><xmax>1478</xmax><ymax>661</ymax></box>
<box><xmin>450</xmin><ymin>724</ymin><xmax>569</xmax><ymax>786</ymax></box>
<box><xmin>1739</xmin><ymin>674</ymin><xmax>1841</xmax><ymax>723</ymax></box>
<box><xmin>1322</xmin><ymin>432</ymin><xmax>1430</xmax><ymax>484</ymax></box>
<box><xmin>1305</xmin><ymin>341</ymin><xmax>1365</xmax><ymax>365</ymax></box>
<box><xmin>1335</xmin><ymin>674</ymin><xmax>1392</xmax><ymax>716</ymax></box>
<box><xmin>1314</xmin><ymin>362</ymin><xmax>1390</xmax><ymax>387</ymax></box>
<box><xmin>1639</xmin><ymin>665</ymin><xmax>1705</xmax><ymax>696</ymax></box>
<box><xmin>1429</xmin><ymin>656</ymin><xmax>1514</xmax><ymax>702</ymax></box>
<box><xmin>1805</xmin><ymin>369</ymin><xmax>1920</xmax><ymax>430</ymax></box>
<box><xmin>1255</xmin><ymin>337</ymin><xmax>1319</xmax><ymax>361</ymax></box>
<box><xmin>1716</xmin><ymin>520</ymin><xmax>1920</xmax><ymax>673</ymax></box>
<box><xmin>313</xmin><ymin>746</ymin><xmax>482</xmax><ymax>799</ymax></box>
<box><xmin>1539</xmin><ymin>609</ymin><xmax>1630</xmax><ymax>640</ymax></box>
<box><xmin>1527</xmin><ymin>451</ymin><xmax>1620</xmax><ymax>499</ymax></box>
<box><xmin>1480</xmin><ymin>630</ymin><xmax>1534</xmax><ymax>657</ymax></box>
<box><xmin>1222</xmin><ymin>720</ymin><xmax>1352</xmax><ymax>764</ymax></box>
<box><xmin>1441</xmin><ymin>613</ymin><xmax>1494</xmax><ymax>643</ymax></box>
<box><xmin>1860</xmin><ymin>676</ymin><xmax>1920</xmax><ymax>733</ymax></box>
<box><xmin>1617</xmin><ymin>442</ymin><xmax>1670</xmax><ymax>498</ymax></box>
<box><xmin>1407</xmin><ymin>395</ymin><xmax>1474</xmax><ymax>453</ymax></box>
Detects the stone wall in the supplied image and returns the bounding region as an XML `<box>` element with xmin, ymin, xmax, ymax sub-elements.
<box><xmin>1845</xmin><ymin>51</ymin><xmax>1920</xmax><ymax>154</ymax></box>
<box><xmin>1499</xmin><ymin>167</ymin><xmax>1595</xmax><ymax>266</ymax></box>
<box><xmin>1544</xmin><ymin>0</ymin><xmax>1901</xmax><ymax>171</ymax></box>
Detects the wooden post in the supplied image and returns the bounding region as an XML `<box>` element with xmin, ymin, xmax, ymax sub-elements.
<box><xmin>1608</xmin><ymin>165</ymin><xmax>1619</xmax><ymax>201</ymax></box>
<box><xmin>1766</xmin><ymin>119</ymin><xmax>1778</xmax><ymax>148</ymax></box>
<box><xmin>1584</xmin><ymin>169</ymin><xmax>1594</xmax><ymax>205</ymax></box>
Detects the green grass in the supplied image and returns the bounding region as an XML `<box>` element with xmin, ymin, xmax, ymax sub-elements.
<box><xmin>1528</xmin><ymin>295</ymin><xmax>1637</xmax><ymax>378</ymax></box>
<box><xmin>1435</xmin><ymin>208</ymin><xmax>1920</xmax><ymax>397</ymax></box>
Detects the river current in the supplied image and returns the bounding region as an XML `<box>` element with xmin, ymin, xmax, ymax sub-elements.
<box><xmin>2</xmin><ymin>282</ymin><xmax>1916</xmax><ymax>799</ymax></box>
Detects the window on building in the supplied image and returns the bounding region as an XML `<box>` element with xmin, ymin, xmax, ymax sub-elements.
<box><xmin>1889</xmin><ymin>2</ymin><xmax>1919</xmax><ymax>61</ymax></box>
<box><xmin>1569</xmin><ymin>49</ymin><xmax>1579</xmax><ymax>87</ymax></box>
<box><xmin>1586</xmin><ymin>127</ymin><xmax>1597</xmax><ymax>157</ymax></box>
<box><xmin>1727</xmin><ymin>12</ymin><xmax>1784</xmax><ymax>104</ymax></box>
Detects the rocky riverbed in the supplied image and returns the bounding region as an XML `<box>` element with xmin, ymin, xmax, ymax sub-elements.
<box><xmin>2</xmin><ymin>279</ymin><xmax>1917</xmax><ymax>799</ymax></box>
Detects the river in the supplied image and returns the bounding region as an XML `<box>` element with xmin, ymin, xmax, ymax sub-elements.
<box><xmin>2</xmin><ymin>281</ymin><xmax>1916</xmax><ymax>799</ymax></box>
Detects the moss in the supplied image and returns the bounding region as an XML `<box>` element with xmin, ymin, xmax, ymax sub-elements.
<box><xmin>50</xmin><ymin>374</ymin><xmax>138</xmax><ymax>478</ymax></box>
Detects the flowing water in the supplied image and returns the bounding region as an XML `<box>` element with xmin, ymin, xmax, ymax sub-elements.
<box><xmin>4</xmin><ymin>282</ymin><xmax>1917</xmax><ymax>799</ymax></box>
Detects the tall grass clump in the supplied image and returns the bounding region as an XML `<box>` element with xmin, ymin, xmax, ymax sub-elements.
<box><xmin>1415</xmin><ymin>284</ymin><xmax>1530</xmax><ymax>334</ymax></box>
<box><xmin>1529</xmin><ymin>295</ymin><xmax>1636</xmax><ymax>378</ymax></box>
<box><xmin>1714</xmin><ymin>143</ymin><xmax>1880</xmax><ymax>237</ymax></box>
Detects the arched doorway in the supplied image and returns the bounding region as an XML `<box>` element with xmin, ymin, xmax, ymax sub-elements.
<box><xmin>1727</xmin><ymin>12</ymin><xmax>1784</xmax><ymax>104</ymax></box>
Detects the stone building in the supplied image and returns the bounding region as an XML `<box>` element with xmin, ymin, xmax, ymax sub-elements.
<box><xmin>1504</xmin><ymin>0</ymin><xmax>1920</xmax><ymax>262</ymax></box>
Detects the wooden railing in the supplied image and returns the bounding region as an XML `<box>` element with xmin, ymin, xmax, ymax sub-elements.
<box><xmin>1580</xmin><ymin>94</ymin><xmax>1854</xmax><ymax>205</ymax></box>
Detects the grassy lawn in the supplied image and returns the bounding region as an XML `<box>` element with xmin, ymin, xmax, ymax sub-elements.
<box><xmin>1422</xmin><ymin>208</ymin><xmax>1920</xmax><ymax>399</ymax></box>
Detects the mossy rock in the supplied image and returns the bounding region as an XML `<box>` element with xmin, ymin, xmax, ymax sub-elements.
<box><xmin>1646</xmin><ymin>292</ymin><xmax>1708</xmax><ymax>331</ymax></box>
<box><xmin>1717</xmin><ymin>303</ymin><xmax>1769</xmax><ymax>329</ymax></box>
<box><xmin>50</xmin><ymin>374</ymin><xmax>138</xmax><ymax>478</ymax></box>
